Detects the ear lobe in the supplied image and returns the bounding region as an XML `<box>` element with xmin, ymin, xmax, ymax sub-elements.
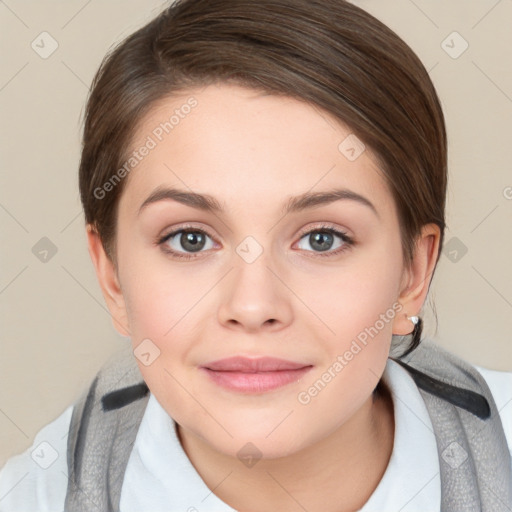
<box><xmin>86</xmin><ymin>224</ymin><xmax>131</xmax><ymax>337</ymax></box>
<box><xmin>392</xmin><ymin>223</ymin><xmax>441</xmax><ymax>335</ymax></box>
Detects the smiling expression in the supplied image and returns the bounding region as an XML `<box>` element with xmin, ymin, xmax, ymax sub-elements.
<box><xmin>102</xmin><ymin>82</ymin><xmax>413</xmax><ymax>459</ymax></box>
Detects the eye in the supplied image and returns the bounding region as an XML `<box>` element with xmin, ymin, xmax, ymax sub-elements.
<box><xmin>295</xmin><ymin>224</ymin><xmax>354</xmax><ymax>257</ymax></box>
<box><xmin>157</xmin><ymin>225</ymin><xmax>216</xmax><ymax>260</ymax></box>
<box><xmin>157</xmin><ymin>223</ymin><xmax>354</xmax><ymax>261</ymax></box>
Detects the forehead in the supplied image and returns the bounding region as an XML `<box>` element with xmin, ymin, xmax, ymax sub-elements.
<box><xmin>119</xmin><ymin>83</ymin><xmax>393</xmax><ymax>218</ymax></box>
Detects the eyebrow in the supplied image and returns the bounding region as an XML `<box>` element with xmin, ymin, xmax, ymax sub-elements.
<box><xmin>138</xmin><ymin>186</ymin><xmax>379</xmax><ymax>218</ymax></box>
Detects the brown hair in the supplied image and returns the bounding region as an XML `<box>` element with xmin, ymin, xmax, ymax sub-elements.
<box><xmin>79</xmin><ymin>0</ymin><xmax>447</xmax><ymax>356</ymax></box>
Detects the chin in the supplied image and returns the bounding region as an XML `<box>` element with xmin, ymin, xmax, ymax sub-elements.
<box><xmin>206</xmin><ymin>424</ymin><xmax>312</xmax><ymax>462</ymax></box>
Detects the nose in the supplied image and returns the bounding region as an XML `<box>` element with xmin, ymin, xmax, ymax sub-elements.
<box><xmin>216</xmin><ymin>248</ymin><xmax>293</xmax><ymax>333</ymax></box>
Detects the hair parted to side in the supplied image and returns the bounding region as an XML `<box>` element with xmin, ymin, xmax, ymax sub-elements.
<box><xmin>78</xmin><ymin>0</ymin><xmax>447</xmax><ymax>356</ymax></box>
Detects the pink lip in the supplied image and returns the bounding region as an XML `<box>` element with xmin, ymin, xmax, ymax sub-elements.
<box><xmin>200</xmin><ymin>356</ymin><xmax>313</xmax><ymax>393</ymax></box>
<box><xmin>203</xmin><ymin>356</ymin><xmax>309</xmax><ymax>372</ymax></box>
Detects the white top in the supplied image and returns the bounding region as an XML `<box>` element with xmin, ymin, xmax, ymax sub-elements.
<box><xmin>0</xmin><ymin>359</ymin><xmax>511</xmax><ymax>512</ymax></box>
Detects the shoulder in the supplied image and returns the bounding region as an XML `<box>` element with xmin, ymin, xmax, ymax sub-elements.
<box><xmin>0</xmin><ymin>347</ymin><xmax>146</xmax><ymax>512</ymax></box>
<box><xmin>410</xmin><ymin>337</ymin><xmax>512</xmax><ymax>452</ymax></box>
<box><xmin>0</xmin><ymin>405</ymin><xmax>73</xmax><ymax>512</ymax></box>
<box><xmin>473</xmin><ymin>364</ymin><xmax>512</xmax><ymax>455</ymax></box>
<box><xmin>395</xmin><ymin>337</ymin><xmax>507</xmax><ymax>400</ymax></box>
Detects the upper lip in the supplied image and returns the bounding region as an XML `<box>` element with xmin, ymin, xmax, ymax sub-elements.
<box><xmin>202</xmin><ymin>356</ymin><xmax>311</xmax><ymax>373</ymax></box>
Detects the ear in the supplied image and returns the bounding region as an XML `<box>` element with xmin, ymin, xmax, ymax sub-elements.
<box><xmin>392</xmin><ymin>223</ymin><xmax>441</xmax><ymax>335</ymax></box>
<box><xmin>86</xmin><ymin>224</ymin><xmax>131</xmax><ymax>337</ymax></box>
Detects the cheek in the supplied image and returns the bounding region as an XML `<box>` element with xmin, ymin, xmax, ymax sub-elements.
<box><xmin>304</xmin><ymin>237</ymin><xmax>403</xmax><ymax>390</ymax></box>
<box><xmin>313</xmin><ymin>240</ymin><xmax>403</xmax><ymax>342</ymax></box>
<box><xmin>118</xmin><ymin>241</ymin><xmax>205</xmax><ymax>342</ymax></box>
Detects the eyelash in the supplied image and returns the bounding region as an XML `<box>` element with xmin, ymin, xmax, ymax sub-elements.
<box><xmin>156</xmin><ymin>223</ymin><xmax>354</xmax><ymax>260</ymax></box>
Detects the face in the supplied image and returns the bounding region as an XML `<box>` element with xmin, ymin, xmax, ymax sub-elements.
<box><xmin>111</xmin><ymin>83</ymin><xmax>410</xmax><ymax>460</ymax></box>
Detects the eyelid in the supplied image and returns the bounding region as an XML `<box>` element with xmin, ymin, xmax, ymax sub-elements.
<box><xmin>296</xmin><ymin>221</ymin><xmax>352</xmax><ymax>240</ymax></box>
<box><xmin>157</xmin><ymin>222</ymin><xmax>218</xmax><ymax>244</ymax></box>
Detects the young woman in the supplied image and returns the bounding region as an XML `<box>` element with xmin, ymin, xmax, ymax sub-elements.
<box><xmin>1</xmin><ymin>0</ymin><xmax>511</xmax><ymax>511</ymax></box>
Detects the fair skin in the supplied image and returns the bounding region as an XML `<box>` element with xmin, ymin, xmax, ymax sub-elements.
<box><xmin>87</xmin><ymin>83</ymin><xmax>440</xmax><ymax>512</ymax></box>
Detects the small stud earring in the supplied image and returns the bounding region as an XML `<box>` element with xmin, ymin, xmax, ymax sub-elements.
<box><xmin>407</xmin><ymin>315</ymin><xmax>419</xmax><ymax>325</ymax></box>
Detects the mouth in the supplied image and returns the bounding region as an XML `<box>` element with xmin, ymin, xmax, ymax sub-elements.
<box><xmin>200</xmin><ymin>356</ymin><xmax>313</xmax><ymax>393</ymax></box>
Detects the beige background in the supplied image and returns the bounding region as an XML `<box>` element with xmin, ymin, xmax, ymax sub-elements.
<box><xmin>0</xmin><ymin>0</ymin><xmax>511</xmax><ymax>466</ymax></box>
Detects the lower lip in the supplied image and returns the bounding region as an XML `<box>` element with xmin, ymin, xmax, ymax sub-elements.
<box><xmin>200</xmin><ymin>367</ymin><xmax>313</xmax><ymax>393</ymax></box>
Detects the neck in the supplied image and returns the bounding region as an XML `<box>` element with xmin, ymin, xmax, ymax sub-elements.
<box><xmin>176</xmin><ymin>380</ymin><xmax>395</xmax><ymax>512</ymax></box>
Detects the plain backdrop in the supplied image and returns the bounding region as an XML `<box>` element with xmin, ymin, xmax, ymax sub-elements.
<box><xmin>1</xmin><ymin>0</ymin><xmax>511</xmax><ymax>466</ymax></box>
